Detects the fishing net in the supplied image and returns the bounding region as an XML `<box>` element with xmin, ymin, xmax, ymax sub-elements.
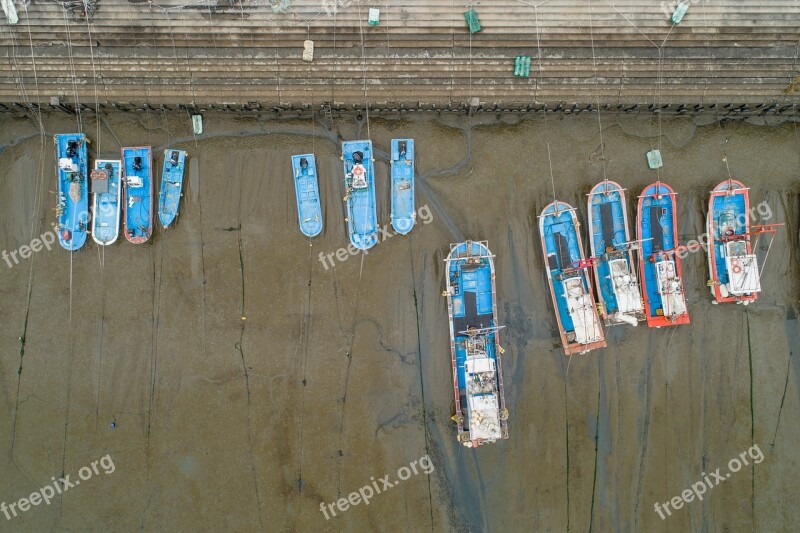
<box><xmin>69</xmin><ymin>181</ymin><xmax>82</xmax><ymax>203</ymax></box>
<box><xmin>270</xmin><ymin>0</ymin><xmax>291</xmax><ymax>14</ymax></box>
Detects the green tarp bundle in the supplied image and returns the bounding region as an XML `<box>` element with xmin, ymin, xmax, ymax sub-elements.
<box><xmin>464</xmin><ymin>10</ymin><xmax>481</xmax><ymax>33</ymax></box>
<box><xmin>514</xmin><ymin>56</ymin><xmax>531</xmax><ymax>77</ymax></box>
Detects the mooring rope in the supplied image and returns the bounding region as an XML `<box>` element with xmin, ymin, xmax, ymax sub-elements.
<box><xmin>62</xmin><ymin>7</ymin><xmax>83</xmax><ymax>133</ymax></box>
<box><xmin>587</xmin><ymin>0</ymin><xmax>607</xmax><ymax>184</ymax></box>
<box><xmin>356</xmin><ymin>0</ymin><xmax>371</xmax><ymax>140</ymax></box>
<box><xmin>533</xmin><ymin>6</ymin><xmax>557</xmax><ymax>210</ymax></box>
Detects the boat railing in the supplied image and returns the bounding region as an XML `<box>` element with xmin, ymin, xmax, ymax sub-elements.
<box><xmin>637</xmin><ymin>187</ymin><xmax>677</xmax><ymax>199</ymax></box>
<box><xmin>586</xmin><ymin>184</ymin><xmax>628</xmax><ymax>197</ymax></box>
<box><xmin>538</xmin><ymin>202</ymin><xmax>578</xmax><ymax>218</ymax></box>
<box><xmin>446</xmin><ymin>240</ymin><xmax>494</xmax><ymax>261</ymax></box>
<box><xmin>556</xmin><ymin>258</ymin><xmax>596</xmax><ymax>280</ymax></box>
<box><xmin>720</xmin><ymin>223</ymin><xmax>784</xmax><ymax>242</ymax></box>
<box><xmin>457</xmin><ymin>325</ymin><xmax>506</xmax><ymax>337</ymax></box>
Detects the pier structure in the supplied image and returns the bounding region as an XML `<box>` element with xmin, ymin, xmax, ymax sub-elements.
<box><xmin>0</xmin><ymin>1</ymin><xmax>798</xmax><ymax>115</ymax></box>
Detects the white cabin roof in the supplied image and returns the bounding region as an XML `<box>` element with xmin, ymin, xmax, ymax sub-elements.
<box><xmin>725</xmin><ymin>255</ymin><xmax>761</xmax><ymax>295</ymax></box>
<box><xmin>466</xmin><ymin>356</ymin><xmax>495</xmax><ymax>374</ymax></box>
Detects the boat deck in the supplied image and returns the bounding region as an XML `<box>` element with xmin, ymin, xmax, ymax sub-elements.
<box><xmin>342</xmin><ymin>140</ymin><xmax>377</xmax><ymax>250</ymax></box>
<box><xmin>589</xmin><ymin>182</ymin><xmax>630</xmax><ymax>317</ymax></box>
<box><xmin>709</xmin><ymin>188</ymin><xmax>748</xmax><ymax>288</ymax></box>
<box><xmin>91</xmin><ymin>159</ymin><xmax>121</xmax><ymax>245</ymax></box>
<box><xmin>390</xmin><ymin>139</ymin><xmax>415</xmax><ymax>235</ymax></box>
<box><xmin>122</xmin><ymin>146</ymin><xmax>153</xmax><ymax>243</ymax></box>
<box><xmin>158</xmin><ymin>150</ymin><xmax>186</xmax><ymax>229</ymax></box>
<box><xmin>54</xmin><ymin>133</ymin><xmax>89</xmax><ymax>251</ymax></box>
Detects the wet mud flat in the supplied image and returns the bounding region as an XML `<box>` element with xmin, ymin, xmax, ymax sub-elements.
<box><xmin>0</xmin><ymin>109</ymin><xmax>799</xmax><ymax>531</ymax></box>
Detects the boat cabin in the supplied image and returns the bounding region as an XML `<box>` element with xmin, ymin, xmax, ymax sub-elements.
<box><xmin>655</xmin><ymin>259</ymin><xmax>687</xmax><ymax>317</ymax></box>
<box><xmin>562</xmin><ymin>276</ymin><xmax>604</xmax><ymax>345</ymax></box>
<box><xmin>723</xmin><ymin>240</ymin><xmax>760</xmax><ymax>296</ymax></box>
<box><xmin>608</xmin><ymin>258</ymin><xmax>644</xmax><ymax>317</ymax></box>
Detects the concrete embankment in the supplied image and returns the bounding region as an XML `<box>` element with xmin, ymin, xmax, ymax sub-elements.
<box><xmin>0</xmin><ymin>1</ymin><xmax>798</xmax><ymax>112</ymax></box>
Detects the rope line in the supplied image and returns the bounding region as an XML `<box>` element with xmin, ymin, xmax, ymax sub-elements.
<box><xmin>62</xmin><ymin>6</ymin><xmax>83</xmax><ymax>133</ymax></box>
<box><xmin>587</xmin><ymin>0</ymin><xmax>607</xmax><ymax>183</ymax></box>
<box><xmin>82</xmin><ymin>0</ymin><xmax>101</xmax><ymax>151</ymax></box>
<box><xmin>534</xmin><ymin>6</ymin><xmax>557</xmax><ymax>208</ymax></box>
<box><xmin>17</xmin><ymin>2</ymin><xmax>47</xmax><ymax>250</ymax></box>
<box><xmin>356</xmin><ymin>0</ymin><xmax>371</xmax><ymax>140</ymax></box>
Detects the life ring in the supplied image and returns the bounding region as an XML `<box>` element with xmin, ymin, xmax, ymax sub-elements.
<box><xmin>61</xmin><ymin>229</ymin><xmax>71</xmax><ymax>241</ymax></box>
<box><xmin>731</xmin><ymin>258</ymin><xmax>742</xmax><ymax>274</ymax></box>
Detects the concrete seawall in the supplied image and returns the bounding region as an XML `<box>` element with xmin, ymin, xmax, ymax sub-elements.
<box><xmin>0</xmin><ymin>0</ymin><xmax>798</xmax><ymax>113</ymax></box>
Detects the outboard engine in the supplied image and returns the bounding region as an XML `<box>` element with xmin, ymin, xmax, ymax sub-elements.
<box><xmin>353</xmin><ymin>151</ymin><xmax>364</xmax><ymax>164</ymax></box>
<box><xmin>300</xmin><ymin>157</ymin><xmax>309</xmax><ymax>169</ymax></box>
<box><xmin>66</xmin><ymin>140</ymin><xmax>78</xmax><ymax>158</ymax></box>
<box><xmin>133</xmin><ymin>156</ymin><xmax>142</xmax><ymax>171</ymax></box>
<box><xmin>398</xmin><ymin>141</ymin><xmax>407</xmax><ymax>157</ymax></box>
<box><xmin>169</xmin><ymin>151</ymin><xmax>179</xmax><ymax>167</ymax></box>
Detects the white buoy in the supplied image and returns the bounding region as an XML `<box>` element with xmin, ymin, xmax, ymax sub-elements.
<box><xmin>303</xmin><ymin>40</ymin><xmax>314</xmax><ymax>63</ymax></box>
<box><xmin>192</xmin><ymin>114</ymin><xmax>203</xmax><ymax>135</ymax></box>
<box><xmin>1</xmin><ymin>0</ymin><xmax>19</xmax><ymax>24</ymax></box>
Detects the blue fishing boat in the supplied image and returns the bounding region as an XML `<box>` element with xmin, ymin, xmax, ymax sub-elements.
<box><xmin>54</xmin><ymin>134</ymin><xmax>90</xmax><ymax>251</ymax></box>
<box><xmin>706</xmin><ymin>179</ymin><xmax>780</xmax><ymax>305</ymax></box>
<box><xmin>444</xmin><ymin>241</ymin><xmax>509</xmax><ymax>447</ymax></box>
<box><xmin>291</xmin><ymin>154</ymin><xmax>323</xmax><ymax>237</ymax></box>
<box><xmin>121</xmin><ymin>146</ymin><xmax>153</xmax><ymax>244</ymax></box>
<box><xmin>158</xmin><ymin>149</ymin><xmax>187</xmax><ymax>229</ymax></box>
<box><xmin>587</xmin><ymin>180</ymin><xmax>644</xmax><ymax>326</ymax></box>
<box><xmin>390</xmin><ymin>138</ymin><xmax>415</xmax><ymax>235</ymax></box>
<box><xmin>636</xmin><ymin>182</ymin><xmax>690</xmax><ymax>327</ymax></box>
<box><xmin>342</xmin><ymin>140</ymin><xmax>378</xmax><ymax>250</ymax></box>
<box><xmin>539</xmin><ymin>201</ymin><xmax>606</xmax><ymax>355</ymax></box>
<box><xmin>90</xmin><ymin>159</ymin><xmax>122</xmax><ymax>245</ymax></box>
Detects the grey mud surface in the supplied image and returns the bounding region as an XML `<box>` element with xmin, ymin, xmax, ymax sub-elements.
<box><xmin>1</xmin><ymin>109</ymin><xmax>799</xmax><ymax>531</ymax></box>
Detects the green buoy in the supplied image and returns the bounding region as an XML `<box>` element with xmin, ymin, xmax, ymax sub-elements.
<box><xmin>646</xmin><ymin>150</ymin><xmax>663</xmax><ymax>169</ymax></box>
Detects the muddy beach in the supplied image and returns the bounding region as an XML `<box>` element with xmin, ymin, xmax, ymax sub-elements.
<box><xmin>0</xmin><ymin>109</ymin><xmax>799</xmax><ymax>531</ymax></box>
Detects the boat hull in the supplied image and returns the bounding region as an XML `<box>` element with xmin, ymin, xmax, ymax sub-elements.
<box><xmin>539</xmin><ymin>201</ymin><xmax>606</xmax><ymax>355</ymax></box>
<box><xmin>444</xmin><ymin>241</ymin><xmax>508</xmax><ymax>447</ymax></box>
<box><xmin>54</xmin><ymin>134</ymin><xmax>90</xmax><ymax>251</ymax></box>
<box><xmin>342</xmin><ymin>140</ymin><xmax>378</xmax><ymax>250</ymax></box>
<box><xmin>122</xmin><ymin>146</ymin><xmax>153</xmax><ymax>244</ymax></box>
<box><xmin>707</xmin><ymin>179</ymin><xmax>758</xmax><ymax>304</ymax></box>
<box><xmin>291</xmin><ymin>154</ymin><xmax>323</xmax><ymax>237</ymax></box>
<box><xmin>158</xmin><ymin>149</ymin><xmax>187</xmax><ymax>229</ymax></box>
<box><xmin>587</xmin><ymin>180</ymin><xmax>644</xmax><ymax>326</ymax></box>
<box><xmin>636</xmin><ymin>182</ymin><xmax>691</xmax><ymax>327</ymax></box>
<box><xmin>390</xmin><ymin>138</ymin><xmax>415</xmax><ymax>235</ymax></box>
<box><xmin>90</xmin><ymin>159</ymin><xmax>122</xmax><ymax>246</ymax></box>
